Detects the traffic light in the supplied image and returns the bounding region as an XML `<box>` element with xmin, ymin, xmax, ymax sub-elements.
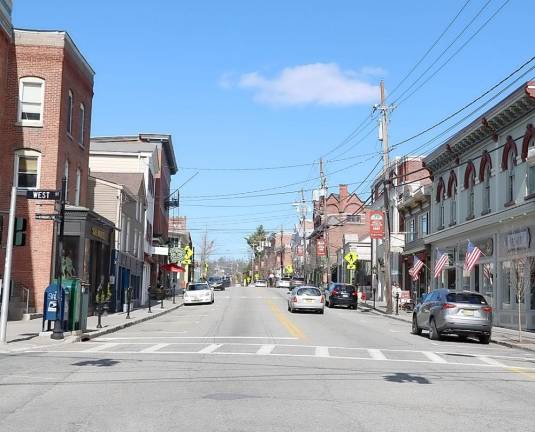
<box><xmin>13</xmin><ymin>217</ymin><xmax>27</xmax><ymax>246</ymax></box>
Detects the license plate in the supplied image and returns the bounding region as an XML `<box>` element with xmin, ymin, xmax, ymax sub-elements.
<box><xmin>306</xmin><ymin>299</ymin><xmax>314</xmax><ymax>303</ymax></box>
<box><xmin>342</xmin><ymin>294</ymin><xmax>349</xmax><ymax>298</ymax></box>
<box><xmin>462</xmin><ymin>309</ymin><xmax>474</xmax><ymax>316</ymax></box>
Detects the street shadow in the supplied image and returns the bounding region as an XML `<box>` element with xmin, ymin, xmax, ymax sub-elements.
<box><xmin>8</xmin><ymin>333</ymin><xmax>40</xmax><ymax>343</ymax></box>
<box><xmin>72</xmin><ymin>358</ymin><xmax>119</xmax><ymax>367</ymax></box>
<box><xmin>384</xmin><ymin>373</ymin><xmax>430</xmax><ymax>384</ymax></box>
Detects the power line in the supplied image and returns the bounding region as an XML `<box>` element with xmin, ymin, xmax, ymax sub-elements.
<box><xmin>395</xmin><ymin>0</ymin><xmax>511</xmax><ymax>106</ymax></box>
<box><xmin>388</xmin><ymin>0</ymin><xmax>472</xmax><ymax>99</ymax></box>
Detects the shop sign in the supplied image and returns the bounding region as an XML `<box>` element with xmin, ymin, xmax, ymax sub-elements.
<box><xmin>369</xmin><ymin>210</ymin><xmax>385</xmax><ymax>239</ymax></box>
<box><xmin>316</xmin><ymin>239</ymin><xmax>326</xmax><ymax>256</ymax></box>
<box><xmin>506</xmin><ymin>228</ymin><xmax>530</xmax><ymax>251</ymax></box>
<box><xmin>90</xmin><ymin>226</ymin><xmax>108</xmax><ymax>241</ymax></box>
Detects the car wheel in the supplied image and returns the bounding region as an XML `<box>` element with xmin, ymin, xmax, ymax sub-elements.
<box><xmin>479</xmin><ymin>334</ymin><xmax>491</xmax><ymax>344</ymax></box>
<box><xmin>429</xmin><ymin>318</ymin><xmax>440</xmax><ymax>340</ymax></box>
<box><xmin>411</xmin><ymin>314</ymin><xmax>422</xmax><ymax>335</ymax></box>
<box><xmin>287</xmin><ymin>303</ymin><xmax>291</xmax><ymax>311</ymax></box>
<box><xmin>319</xmin><ymin>309</ymin><xmax>324</xmax><ymax>315</ymax></box>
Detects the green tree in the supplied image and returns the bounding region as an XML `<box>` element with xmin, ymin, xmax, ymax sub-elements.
<box><xmin>245</xmin><ymin>225</ymin><xmax>268</xmax><ymax>256</ymax></box>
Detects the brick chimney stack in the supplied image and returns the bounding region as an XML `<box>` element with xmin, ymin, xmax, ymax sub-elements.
<box><xmin>339</xmin><ymin>184</ymin><xmax>348</xmax><ymax>200</ymax></box>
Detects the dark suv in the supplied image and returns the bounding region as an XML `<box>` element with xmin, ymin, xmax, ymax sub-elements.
<box><xmin>412</xmin><ymin>289</ymin><xmax>493</xmax><ymax>344</ymax></box>
<box><xmin>324</xmin><ymin>283</ymin><xmax>358</xmax><ymax>309</ymax></box>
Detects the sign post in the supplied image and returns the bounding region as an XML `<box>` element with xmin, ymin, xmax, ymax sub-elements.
<box><xmin>51</xmin><ymin>178</ymin><xmax>66</xmax><ymax>340</ymax></box>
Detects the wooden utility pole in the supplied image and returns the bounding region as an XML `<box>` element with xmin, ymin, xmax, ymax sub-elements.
<box><xmin>280</xmin><ymin>225</ymin><xmax>284</xmax><ymax>278</ymax></box>
<box><xmin>379</xmin><ymin>80</ymin><xmax>393</xmax><ymax>314</ymax></box>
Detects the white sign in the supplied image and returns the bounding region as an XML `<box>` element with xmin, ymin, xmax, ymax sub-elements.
<box><xmin>506</xmin><ymin>228</ymin><xmax>530</xmax><ymax>251</ymax></box>
<box><xmin>152</xmin><ymin>246</ymin><xmax>169</xmax><ymax>256</ymax></box>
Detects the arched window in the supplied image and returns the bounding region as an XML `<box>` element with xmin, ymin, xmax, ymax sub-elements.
<box><xmin>482</xmin><ymin>162</ymin><xmax>491</xmax><ymax>214</ymax></box>
<box><xmin>18</xmin><ymin>77</ymin><xmax>45</xmax><ymax>126</ymax></box>
<box><xmin>522</xmin><ymin>124</ymin><xmax>535</xmax><ymax>195</ymax></box>
<box><xmin>447</xmin><ymin>171</ymin><xmax>457</xmax><ymax>225</ymax></box>
<box><xmin>464</xmin><ymin>162</ymin><xmax>476</xmax><ymax>219</ymax></box>
<box><xmin>67</xmin><ymin>89</ymin><xmax>73</xmax><ymax>135</ymax></box>
<box><xmin>78</xmin><ymin>103</ymin><xmax>85</xmax><ymax>145</ymax></box>
<box><xmin>64</xmin><ymin>160</ymin><xmax>69</xmax><ymax>202</ymax></box>
<box><xmin>506</xmin><ymin>150</ymin><xmax>515</xmax><ymax>204</ymax></box>
<box><xmin>436</xmin><ymin>177</ymin><xmax>445</xmax><ymax>228</ymax></box>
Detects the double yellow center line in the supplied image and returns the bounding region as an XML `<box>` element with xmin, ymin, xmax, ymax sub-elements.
<box><xmin>266</xmin><ymin>299</ymin><xmax>306</xmax><ymax>340</ymax></box>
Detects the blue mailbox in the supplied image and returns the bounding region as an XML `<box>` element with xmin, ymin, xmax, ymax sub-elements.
<box><xmin>42</xmin><ymin>281</ymin><xmax>69</xmax><ymax>332</ymax></box>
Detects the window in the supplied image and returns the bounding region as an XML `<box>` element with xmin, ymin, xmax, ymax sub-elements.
<box><xmin>450</xmin><ymin>190</ymin><xmax>457</xmax><ymax>225</ymax></box>
<box><xmin>529</xmin><ymin>162</ymin><xmax>535</xmax><ymax>195</ymax></box>
<box><xmin>18</xmin><ymin>77</ymin><xmax>44</xmax><ymax>125</ymax></box>
<box><xmin>14</xmin><ymin>150</ymin><xmax>40</xmax><ymax>189</ymax></box>
<box><xmin>502</xmin><ymin>261</ymin><xmax>511</xmax><ymax>304</ymax></box>
<box><xmin>75</xmin><ymin>168</ymin><xmax>81</xmax><ymax>206</ymax></box>
<box><xmin>482</xmin><ymin>164</ymin><xmax>491</xmax><ymax>213</ymax></box>
<box><xmin>436</xmin><ymin>178</ymin><xmax>445</xmax><ymax>229</ymax></box>
<box><xmin>467</xmin><ymin>172</ymin><xmax>475</xmax><ymax>219</ymax></box>
<box><xmin>346</xmin><ymin>214</ymin><xmax>361</xmax><ymax>223</ymax></box>
<box><xmin>78</xmin><ymin>103</ymin><xmax>85</xmax><ymax>145</ymax></box>
<box><xmin>67</xmin><ymin>90</ymin><xmax>73</xmax><ymax>135</ymax></box>
<box><xmin>506</xmin><ymin>151</ymin><xmax>515</xmax><ymax>204</ymax></box>
<box><xmin>407</xmin><ymin>218</ymin><xmax>415</xmax><ymax>242</ymax></box>
<box><xmin>420</xmin><ymin>212</ymin><xmax>428</xmax><ymax>236</ymax></box>
<box><xmin>64</xmin><ymin>160</ymin><xmax>69</xmax><ymax>202</ymax></box>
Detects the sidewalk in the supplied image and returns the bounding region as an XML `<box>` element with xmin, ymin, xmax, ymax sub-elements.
<box><xmin>359</xmin><ymin>300</ymin><xmax>535</xmax><ymax>353</ymax></box>
<box><xmin>0</xmin><ymin>297</ymin><xmax>183</xmax><ymax>353</ymax></box>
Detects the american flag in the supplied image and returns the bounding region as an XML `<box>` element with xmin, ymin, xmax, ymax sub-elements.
<box><xmin>434</xmin><ymin>249</ymin><xmax>449</xmax><ymax>279</ymax></box>
<box><xmin>483</xmin><ymin>263</ymin><xmax>493</xmax><ymax>282</ymax></box>
<box><xmin>464</xmin><ymin>241</ymin><xmax>482</xmax><ymax>272</ymax></box>
<box><xmin>408</xmin><ymin>256</ymin><xmax>424</xmax><ymax>281</ymax></box>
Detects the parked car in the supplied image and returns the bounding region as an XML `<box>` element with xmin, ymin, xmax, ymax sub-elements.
<box><xmin>291</xmin><ymin>277</ymin><xmax>305</xmax><ymax>287</ymax></box>
<box><xmin>277</xmin><ymin>277</ymin><xmax>292</xmax><ymax>289</ymax></box>
<box><xmin>222</xmin><ymin>276</ymin><xmax>231</xmax><ymax>288</ymax></box>
<box><xmin>255</xmin><ymin>279</ymin><xmax>268</xmax><ymax>287</ymax></box>
<box><xmin>207</xmin><ymin>276</ymin><xmax>225</xmax><ymax>291</ymax></box>
<box><xmin>183</xmin><ymin>282</ymin><xmax>214</xmax><ymax>305</ymax></box>
<box><xmin>287</xmin><ymin>286</ymin><xmax>324</xmax><ymax>314</ymax></box>
<box><xmin>411</xmin><ymin>289</ymin><xmax>492</xmax><ymax>344</ymax></box>
<box><xmin>324</xmin><ymin>283</ymin><xmax>358</xmax><ymax>309</ymax></box>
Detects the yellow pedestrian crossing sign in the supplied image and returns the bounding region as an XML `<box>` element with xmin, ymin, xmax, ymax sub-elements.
<box><xmin>285</xmin><ymin>265</ymin><xmax>294</xmax><ymax>275</ymax></box>
<box><xmin>344</xmin><ymin>252</ymin><xmax>358</xmax><ymax>265</ymax></box>
<box><xmin>347</xmin><ymin>263</ymin><xmax>356</xmax><ymax>270</ymax></box>
<box><xmin>182</xmin><ymin>245</ymin><xmax>193</xmax><ymax>265</ymax></box>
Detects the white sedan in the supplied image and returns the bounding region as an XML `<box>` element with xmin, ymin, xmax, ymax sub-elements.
<box><xmin>287</xmin><ymin>286</ymin><xmax>324</xmax><ymax>314</ymax></box>
<box><xmin>184</xmin><ymin>282</ymin><xmax>214</xmax><ymax>305</ymax></box>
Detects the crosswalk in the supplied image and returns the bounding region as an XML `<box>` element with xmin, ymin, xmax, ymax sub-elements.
<box><xmin>30</xmin><ymin>341</ymin><xmax>535</xmax><ymax>371</ymax></box>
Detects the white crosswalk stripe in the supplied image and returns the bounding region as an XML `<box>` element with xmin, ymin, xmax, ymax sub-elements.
<box><xmin>84</xmin><ymin>343</ymin><xmax>119</xmax><ymax>352</ymax></box>
<box><xmin>422</xmin><ymin>351</ymin><xmax>448</xmax><ymax>363</ymax></box>
<box><xmin>256</xmin><ymin>344</ymin><xmax>276</xmax><ymax>355</ymax></box>
<box><xmin>140</xmin><ymin>343</ymin><xmax>170</xmax><ymax>353</ymax></box>
<box><xmin>198</xmin><ymin>344</ymin><xmax>222</xmax><ymax>354</ymax></box>
<box><xmin>477</xmin><ymin>356</ymin><xmax>506</xmax><ymax>367</ymax></box>
<box><xmin>368</xmin><ymin>349</ymin><xmax>387</xmax><ymax>360</ymax></box>
<box><xmin>315</xmin><ymin>346</ymin><xmax>330</xmax><ymax>358</ymax></box>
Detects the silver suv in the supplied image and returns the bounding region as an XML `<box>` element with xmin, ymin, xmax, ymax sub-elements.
<box><xmin>412</xmin><ymin>289</ymin><xmax>493</xmax><ymax>344</ymax></box>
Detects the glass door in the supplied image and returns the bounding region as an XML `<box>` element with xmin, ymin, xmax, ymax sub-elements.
<box><xmin>482</xmin><ymin>263</ymin><xmax>494</xmax><ymax>308</ymax></box>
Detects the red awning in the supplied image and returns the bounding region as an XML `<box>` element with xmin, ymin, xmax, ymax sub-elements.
<box><xmin>160</xmin><ymin>263</ymin><xmax>185</xmax><ymax>273</ymax></box>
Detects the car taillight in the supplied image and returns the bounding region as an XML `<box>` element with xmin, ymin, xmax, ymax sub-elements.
<box><xmin>291</xmin><ymin>296</ymin><xmax>298</xmax><ymax>303</ymax></box>
<box><xmin>482</xmin><ymin>306</ymin><xmax>492</xmax><ymax>313</ymax></box>
<box><xmin>333</xmin><ymin>290</ymin><xmax>339</xmax><ymax>296</ymax></box>
<box><xmin>442</xmin><ymin>303</ymin><xmax>456</xmax><ymax>309</ymax></box>
<box><xmin>320</xmin><ymin>295</ymin><xmax>324</xmax><ymax>303</ymax></box>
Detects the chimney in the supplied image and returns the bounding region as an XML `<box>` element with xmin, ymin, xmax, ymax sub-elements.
<box><xmin>339</xmin><ymin>184</ymin><xmax>348</xmax><ymax>200</ymax></box>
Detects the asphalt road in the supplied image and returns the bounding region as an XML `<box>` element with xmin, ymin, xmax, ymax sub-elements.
<box><xmin>1</xmin><ymin>285</ymin><xmax>535</xmax><ymax>432</ymax></box>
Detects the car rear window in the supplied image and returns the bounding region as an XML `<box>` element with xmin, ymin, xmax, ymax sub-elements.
<box><xmin>335</xmin><ymin>285</ymin><xmax>355</xmax><ymax>293</ymax></box>
<box><xmin>297</xmin><ymin>287</ymin><xmax>321</xmax><ymax>296</ymax></box>
<box><xmin>446</xmin><ymin>293</ymin><xmax>487</xmax><ymax>305</ymax></box>
<box><xmin>187</xmin><ymin>284</ymin><xmax>209</xmax><ymax>291</ymax></box>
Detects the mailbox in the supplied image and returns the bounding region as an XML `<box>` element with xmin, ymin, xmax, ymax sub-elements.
<box><xmin>42</xmin><ymin>281</ymin><xmax>69</xmax><ymax>332</ymax></box>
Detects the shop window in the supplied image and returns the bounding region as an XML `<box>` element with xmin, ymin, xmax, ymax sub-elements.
<box><xmin>501</xmin><ymin>261</ymin><xmax>511</xmax><ymax>304</ymax></box>
<box><xmin>14</xmin><ymin>150</ymin><xmax>41</xmax><ymax>189</ymax></box>
<box><xmin>18</xmin><ymin>77</ymin><xmax>45</xmax><ymax>126</ymax></box>
<box><xmin>62</xmin><ymin>236</ymin><xmax>79</xmax><ymax>278</ymax></box>
<box><xmin>483</xmin><ymin>263</ymin><xmax>494</xmax><ymax>307</ymax></box>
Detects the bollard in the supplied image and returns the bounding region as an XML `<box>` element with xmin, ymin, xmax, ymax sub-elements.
<box><xmin>147</xmin><ymin>286</ymin><xmax>152</xmax><ymax>313</ymax></box>
<box><xmin>373</xmin><ymin>288</ymin><xmax>376</xmax><ymax>309</ymax></box>
<box><xmin>172</xmin><ymin>284</ymin><xmax>176</xmax><ymax>304</ymax></box>
<box><xmin>126</xmin><ymin>287</ymin><xmax>132</xmax><ymax>319</ymax></box>
<box><xmin>395</xmin><ymin>293</ymin><xmax>399</xmax><ymax>315</ymax></box>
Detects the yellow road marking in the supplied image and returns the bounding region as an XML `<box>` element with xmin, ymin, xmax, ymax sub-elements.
<box><xmin>509</xmin><ymin>367</ymin><xmax>535</xmax><ymax>381</ymax></box>
<box><xmin>266</xmin><ymin>299</ymin><xmax>306</xmax><ymax>340</ymax></box>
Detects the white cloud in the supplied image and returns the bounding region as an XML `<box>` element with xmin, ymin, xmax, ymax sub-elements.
<box><xmin>236</xmin><ymin>63</ymin><xmax>381</xmax><ymax>107</ymax></box>
<box><xmin>358</xmin><ymin>66</ymin><xmax>387</xmax><ymax>77</ymax></box>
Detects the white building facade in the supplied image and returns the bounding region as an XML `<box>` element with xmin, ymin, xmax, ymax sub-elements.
<box><xmin>424</xmin><ymin>82</ymin><xmax>535</xmax><ymax>330</ymax></box>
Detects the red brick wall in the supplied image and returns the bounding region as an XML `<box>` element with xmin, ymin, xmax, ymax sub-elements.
<box><xmin>0</xmin><ymin>41</ymin><xmax>93</xmax><ymax>312</ymax></box>
<box><xmin>0</xmin><ymin>31</ymin><xmax>9</xmax><ymax>126</ymax></box>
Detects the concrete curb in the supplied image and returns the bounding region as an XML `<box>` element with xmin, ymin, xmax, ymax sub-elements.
<box><xmin>75</xmin><ymin>302</ymin><xmax>184</xmax><ymax>342</ymax></box>
<box><xmin>360</xmin><ymin>304</ymin><xmax>535</xmax><ymax>353</ymax></box>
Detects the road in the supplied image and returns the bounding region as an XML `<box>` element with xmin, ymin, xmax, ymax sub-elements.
<box><xmin>1</xmin><ymin>285</ymin><xmax>534</xmax><ymax>432</ymax></box>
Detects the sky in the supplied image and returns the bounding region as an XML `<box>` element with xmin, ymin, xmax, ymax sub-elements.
<box><xmin>12</xmin><ymin>0</ymin><xmax>534</xmax><ymax>258</ymax></box>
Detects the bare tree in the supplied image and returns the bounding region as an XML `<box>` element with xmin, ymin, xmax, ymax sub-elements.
<box><xmin>198</xmin><ymin>229</ymin><xmax>215</xmax><ymax>280</ymax></box>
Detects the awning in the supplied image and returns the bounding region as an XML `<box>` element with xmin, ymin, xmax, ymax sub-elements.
<box><xmin>160</xmin><ymin>263</ymin><xmax>185</xmax><ymax>273</ymax></box>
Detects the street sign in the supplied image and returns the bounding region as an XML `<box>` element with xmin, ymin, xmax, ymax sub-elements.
<box><xmin>347</xmin><ymin>263</ymin><xmax>356</xmax><ymax>270</ymax></box>
<box><xmin>285</xmin><ymin>265</ymin><xmax>293</xmax><ymax>274</ymax></box>
<box><xmin>26</xmin><ymin>190</ymin><xmax>60</xmax><ymax>200</ymax></box>
<box><xmin>369</xmin><ymin>210</ymin><xmax>385</xmax><ymax>239</ymax></box>
<box><xmin>344</xmin><ymin>252</ymin><xmax>358</xmax><ymax>264</ymax></box>
<box><xmin>316</xmin><ymin>239</ymin><xmax>326</xmax><ymax>256</ymax></box>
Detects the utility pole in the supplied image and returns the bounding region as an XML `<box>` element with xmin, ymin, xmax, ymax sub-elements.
<box><xmin>319</xmin><ymin>159</ymin><xmax>330</xmax><ymax>286</ymax></box>
<box><xmin>280</xmin><ymin>225</ymin><xmax>284</xmax><ymax>279</ymax></box>
<box><xmin>300</xmin><ymin>189</ymin><xmax>307</xmax><ymax>283</ymax></box>
<box><xmin>378</xmin><ymin>80</ymin><xmax>394</xmax><ymax>314</ymax></box>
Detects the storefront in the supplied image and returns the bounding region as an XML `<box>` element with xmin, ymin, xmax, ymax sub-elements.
<box><xmin>110</xmin><ymin>250</ymin><xmax>143</xmax><ymax>312</ymax></box>
<box><xmin>63</xmin><ymin>207</ymin><xmax>114</xmax><ymax>315</ymax></box>
<box><xmin>402</xmin><ymin>246</ymin><xmax>430</xmax><ymax>302</ymax></box>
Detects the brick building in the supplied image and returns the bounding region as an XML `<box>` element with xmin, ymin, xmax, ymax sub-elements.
<box><xmin>308</xmin><ymin>184</ymin><xmax>370</xmax><ymax>287</ymax></box>
<box><xmin>0</xmin><ymin>20</ymin><xmax>99</xmax><ymax>315</ymax></box>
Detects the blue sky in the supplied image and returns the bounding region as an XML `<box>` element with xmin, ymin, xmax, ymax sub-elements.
<box><xmin>13</xmin><ymin>0</ymin><xmax>534</xmax><ymax>258</ymax></box>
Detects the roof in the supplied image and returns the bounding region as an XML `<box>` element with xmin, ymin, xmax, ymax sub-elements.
<box><xmin>91</xmin><ymin>172</ymin><xmax>144</xmax><ymax>198</ymax></box>
<box><xmin>90</xmin><ymin>138</ymin><xmax>158</xmax><ymax>154</ymax></box>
